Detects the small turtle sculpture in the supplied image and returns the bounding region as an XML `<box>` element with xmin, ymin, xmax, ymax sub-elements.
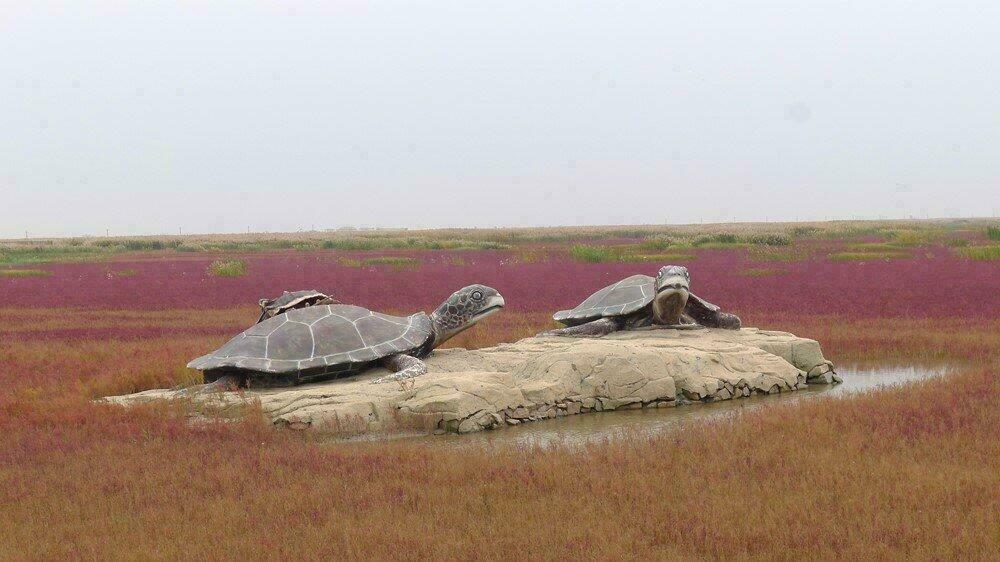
<box><xmin>540</xmin><ymin>265</ymin><xmax>740</xmax><ymax>337</ymax></box>
<box><xmin>187</xmin><ymin>284</ymin><xmax>505</xmax><ymax>389</ymax></box>
<box><xmin>256</xmin><ymin>289</ymin><xmax>339</xmax><ymax>323</ymax></box>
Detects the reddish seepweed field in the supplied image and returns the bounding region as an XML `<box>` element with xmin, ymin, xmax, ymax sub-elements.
<box><xmin>1</xmin><ymin>222</ymin><xmax>997</xmax><ymax>560</ymax></box>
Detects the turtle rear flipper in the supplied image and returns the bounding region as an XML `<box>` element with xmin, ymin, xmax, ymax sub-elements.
<box><xmin>371</xmin><ymin>354</ymin><xmax>429</xmax><ymax>384</ymax></box>
<box><xmin>540</xmin><ymin>317</ymin><xmax>621</xmax><ymax>338</ymax></box>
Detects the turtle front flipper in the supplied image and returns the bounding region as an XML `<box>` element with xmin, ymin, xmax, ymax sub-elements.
<box><xmin>684</xmin><ymin>293</ymin><xmax>742</xmax><ymax>330</ymax></box>
<box><xmin>538</xmin><ymin>317</ymin><xmax>621</xmax><ymax>338</ymax></box>
<box><xmin>371</xmin><ymin>354</ymin><xmax>429</xmax><ymax>384</ymax></box>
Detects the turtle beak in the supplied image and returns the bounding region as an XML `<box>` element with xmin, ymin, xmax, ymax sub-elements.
<box><xmin>656</xmin><ymin>274</ymin><xmax>690</xmax><ymax>294</ymax></box>
<box><xmin>473</xmin><ymin>295</ymin><xmax>506</xmax><ymax>321</ymax></box>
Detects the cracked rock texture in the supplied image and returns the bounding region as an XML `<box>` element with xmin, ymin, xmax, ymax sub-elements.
<box><xmin>106</xmin><ymin>328</ymin><xmax>837</xmax><ymax>434</ymax></box>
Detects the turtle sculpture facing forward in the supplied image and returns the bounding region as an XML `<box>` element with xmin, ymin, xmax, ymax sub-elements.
<box><xmin>540</xmin><ymin>265</ymin><xmax>740</xmax><ymax>337</ymax></box>
<box><xmin>187</xmin><ymin>284</ymin><xmax>505</xmax><ymax>389</ymax></box>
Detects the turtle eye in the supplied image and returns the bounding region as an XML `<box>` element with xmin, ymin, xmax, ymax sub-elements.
<box><xmin>472</xmin><ymin>290</ymin><xmax>484</xmax><ymax>301</ymax></box>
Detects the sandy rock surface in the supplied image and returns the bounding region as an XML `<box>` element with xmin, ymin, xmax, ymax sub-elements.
<box><xmin>106</xmin><ymin>327</ymin><xmax>837</xmax><ymax>434</ymax></box>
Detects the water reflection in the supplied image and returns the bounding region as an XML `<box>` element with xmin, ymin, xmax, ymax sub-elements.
<box><xmin>342</xmin><ymin>364</ymin><xmax>951</xmax><ymax>448</ymax></box>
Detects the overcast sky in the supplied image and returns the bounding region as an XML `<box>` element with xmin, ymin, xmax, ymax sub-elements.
<box><xmin>2</xmin><ymin>1</ymin><xmax>998</xmax><ymax>238</ymax></box>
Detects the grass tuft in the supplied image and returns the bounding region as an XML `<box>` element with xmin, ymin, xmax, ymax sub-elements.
<box><xmin>828</xmin><ymin>251</ymin><xmax>910</xmax><ymax>261</ymax></box>
<box><xmin>691</xmin><ymin>232</ymin><xmax>791</xmax><ymax>247</ymax></box>
<box><xmin>206</xmin><ymin>259</ymin><xmax>247</xmax><ymax>277</ymax></box>
<box><xmin>122</xmin><ymin>239</ymin><xmax>166</xmax><ymax>251</ymax></box>
<box><xmin>0</xmin><ymin>269</ymin><xmax>51</xmax><ymax>277</ymax></box>
<box><xmin>956</xmin><ymin>245</ymin><xmax>1000</xmax><ymax>261</ymax></box>
<box><xmin>362</xmin><ymin>256</ymin><xmax>420</xmax><ymax>268</ymax></box>
<box><xmin>570</xmin><ymin>245</ymin><xmax>620</xmax><ymax>262</ymax></box>
<box><xmin>571</xmin><ymin>245</ymin><xmax>695</xmax><ymax>263</ymax></box>
<box><xmin>746</xmin><ymin>247</ymin><xmax>810</xmax><ymax>262</ymax></box>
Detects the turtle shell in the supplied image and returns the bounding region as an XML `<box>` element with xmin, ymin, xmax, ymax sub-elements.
<box><xmin>188</xmin><ymin>304</ymin><xmax>433</xmax><ymax>385</ymax></box>
<box><xmin>553</xmin><ymin>274</ymin><xmax>656</xmax><ymax>326</ymax></box>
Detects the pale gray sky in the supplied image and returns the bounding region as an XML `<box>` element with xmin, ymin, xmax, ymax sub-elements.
<box><xmin>2</xmin><ymin>1</ymin><xmax>998</xmax><ymax>238</ymax></box>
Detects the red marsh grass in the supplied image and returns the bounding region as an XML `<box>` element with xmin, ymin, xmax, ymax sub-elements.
<box><xmin>2</xmin><ymin>245</ymin><xmax>997</xmax><ymax>320</ymax></box>
<box><xmin>0</xmin><ymin>355</ymin><xmax>994</xmax><ymax>559</ymax></box>
<box><xmin>738</xmin><ymin>267</ymin><xmax>787</xmax><ymax>277</ymax></box>
<box><xmin>0</xmin><ymin>225</ymin><xmax>997</xmax><ymax>559</ymax></box>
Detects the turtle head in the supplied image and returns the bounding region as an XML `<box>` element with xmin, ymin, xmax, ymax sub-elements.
<box><xmin>653</xmin><ymin>265</ymin><xmax>690</xmax><ymax>324</ymax></box>
<box><xmin>429</xmin><ymin>284</ymin><xmax>505</xmax><ymax>346</ymax></box>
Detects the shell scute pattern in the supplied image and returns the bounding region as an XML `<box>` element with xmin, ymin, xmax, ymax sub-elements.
<box><xmin>553</xmin><ymin>274</ymin><xmax>656</xmax><ymax>324</ymax></box>
<box><xmin>245</xmin><ymin>317</ymin><xmax>284</xmax><ymax>337</ymax></box>
<box><xmin>267</xmin><ymin>322</ymin><xmax>313</xmax><ymax>360</ymax></box>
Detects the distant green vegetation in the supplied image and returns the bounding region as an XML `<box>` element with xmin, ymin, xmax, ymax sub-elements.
<box><xmin>828</xmin><ymin>251</ymin><xmax>910</xmax><ymax>262</ymax></box>
<box><xmin>322</xmin><ymin>238</ymin><xmax>508</xmax><ymax>251</ymax></box>
<box><xmin>0</xmin><ymin>236</ymin><xmax>509</xmax><ymax>264</ymax></box>
<box><xmin>512</xmin><ymin>249</ymin><xmax>551</xmax><ymax>264</ymax></box>
<box><xmin>362</xmin><ymin>256</ymin><xmax>419</xmax><ymax>268</ymax></box>
<box><xmin>745</xmin><ymin>247</ymin><xmax>809</xmax><ymax>262</ymax></box>
<box><xmin>691</xmin><ymin>232</ymin><xmax>791</xmax><ymax>247</ymax></box>
<box><xmin>571</xmin><ymin>245</ymin><xmax>619</xmax><ymax>263</ymax></box>
<box><xmin>790</xmin><ymin>226</ymin><xmax>821</xmax><ymax>237</ymax></box>
<box><xmin>570</xmin><ymin>245</ymin><xmax>695</xmax><ymax>263</ymax></box>
<box><xmin>0</xmin><ymin>245</ymin><xmax>104</xmax><ymax>265</ymax></box>
<box><xmin>0</xmin><ymin>268</ymin><xmax>51</xmax><ymax>277</ymax></box>
<box><xmin>207</xmin><ymin>259</ymin><xmax>247</xmax><ymax>277</ymax></box>
<box><xmin>123</xmin><ymin>239</ymin><xmax>167</xmax><ymax>251</ymax></box>
<box><xmin>809</xmin><ymin>224</ymin><xmax>940</xmax><ymax>244</ymax></box>
<box><xmin>337</xmin><ymin>256</ymin><xmax>421</xmax><ymax>268</ymax></box>
<box><xmin>106</xmin><ymin>268</ymin><xmax>137</xmax><ymax>278</ymax></box>
<box><xmin>1</xmin><ymin>219</ymin><xmax>992</xmax><ymax>264</ymax></box>
<box><xmin>570</xmin><ymin>231</ymin><xmax>789</xmax><ymax>264</ymax></box>
<box><xmin>638</xmin><ymin>236</ymin><xmax>677</xmax><ymax>251</ymax></box>
<box><xmin>182</xmin><ymin>240</ymin><xmax>309</xmax><ymax>253</ymax></box>
<box><xmin>841</xmin><ymin>242</ymin><xmax>915</xmax><ymax>261</ymax></box>
<box><xmin>957</xmin><ymin>245</ymin><xmax>1000</xmax><ymax>261</ymax></box>
<box><xmin>884</xmin><ymin>229</ymin><xmax>936</xmax><ymax>247</ymax></box>
<box><xmin>844</xmin><ymin>242</ymin><xmax>910</xmax><ymax>252</ymax></box>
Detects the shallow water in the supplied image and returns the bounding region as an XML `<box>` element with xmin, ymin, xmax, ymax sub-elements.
<box><xmin>342</xmin><ymin>364</ymin><xmax>951</xmax><ymax>448</ymax></box>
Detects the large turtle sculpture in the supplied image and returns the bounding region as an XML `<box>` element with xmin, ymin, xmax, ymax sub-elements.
<box><xmin>256</xmin><ymin>289</ymin><xmax>339</xmax><ymax>323</ymax></box>
<box><xmin>187</xmin><ymin>284</ymin><xmax>505</xmax><ymax>389</ymax></box>
<box><xmin>540</xmin><ymin>265</ymin><xmax>740</xmax><ymax>337</ymax></box>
